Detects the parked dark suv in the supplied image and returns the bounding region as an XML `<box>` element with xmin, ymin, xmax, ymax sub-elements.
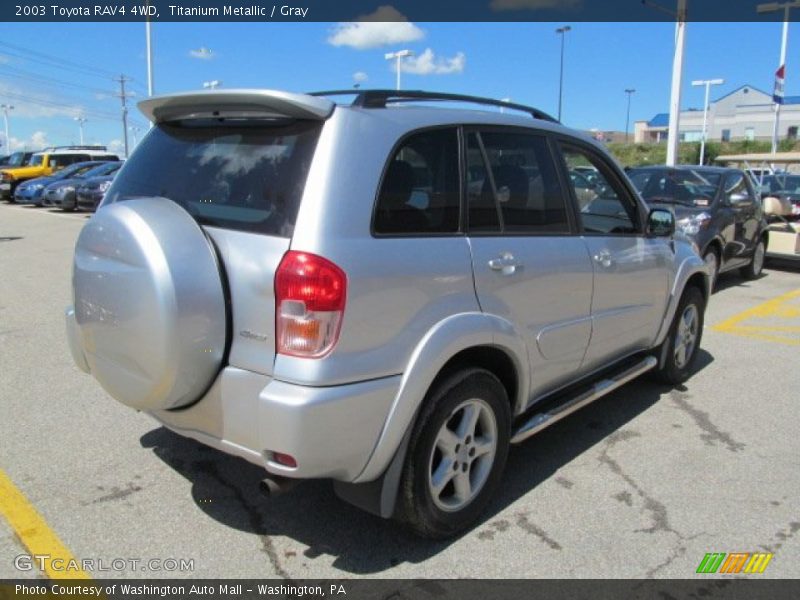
<box><xmin>627</xmin><ymin>165</ymin><xmax>768</xmax><ymax>289</ymax></box>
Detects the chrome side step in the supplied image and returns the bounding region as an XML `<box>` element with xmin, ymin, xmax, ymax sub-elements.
<box><xmin>510</xmin><ymin>356</ymin><xmax>657</xmax><ymax>444</ymax></box>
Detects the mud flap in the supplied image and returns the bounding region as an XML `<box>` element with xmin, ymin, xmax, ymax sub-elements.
<box><xmin>333</xmin><ymin>428</ymin><xmax>412</xmax><ymax>519</ymax></box>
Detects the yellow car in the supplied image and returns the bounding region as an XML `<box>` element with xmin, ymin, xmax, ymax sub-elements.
<box><xmin>1</xmin><ymin>145</ymin><xmax>119</xmax><ymax>200</ymax></box>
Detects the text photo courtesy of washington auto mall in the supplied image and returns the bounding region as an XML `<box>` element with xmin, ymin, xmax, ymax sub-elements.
<box><xmin>1</xmin><ymin>1</ymin><xmax>800</xmax><ymax>599</ymax></box>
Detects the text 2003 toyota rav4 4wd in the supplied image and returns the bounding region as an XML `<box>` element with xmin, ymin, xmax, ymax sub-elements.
<box><xmin>66</xmin><ymin>89</ymin><xmax>710</xmax><ymax>538</ymax></box>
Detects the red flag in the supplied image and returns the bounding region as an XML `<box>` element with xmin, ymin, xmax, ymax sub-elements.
<box><xmin>774</xmin><ymin>64</ymin><xmax>786</xmax><ymax>104</ymax></box>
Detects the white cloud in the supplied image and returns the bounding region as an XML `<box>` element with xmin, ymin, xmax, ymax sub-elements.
<box><xmin>353</xmin><ymin>71</ymin><xmax>369</xmax><ymax>83</ymax></box>
<box><xmin>4</xmin><ymin>131</ymin><xmax>50</xmax><ymax>152</ymax></box>
<box><xmin>399</xmin><ymin>49</ymin><xmax>466</xmax><ymax>75</ymax></box>
<box><xmin>490</xmin><ymin>0</ymin><xmax>581</xmax><ymax>10</ymax></box>
<box><xmin>327</xmin><ymin>6</ymin><xmax>424</xmax><ymax>50</ymax></box>
<box><xmin>108</xmin><ymin>139</ymin><xmax>125</xmax><ymax>155</ymax></box>
<box><xmin>189</xmin><ymin>47</ymin><xmax>214</xmax><ymax>60</ymax></box>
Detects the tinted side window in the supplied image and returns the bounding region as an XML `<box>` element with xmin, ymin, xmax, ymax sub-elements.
<box><xmin>560</xmin><ymin>144</ymin><xmax>639</xmax><ymax>234</ymax></box>
<box><xmin>374</xmin><ymin>128</ymin><xmax>459</xmax><ymax>235</ymax></box>
<box><xmin>467</xmin><ymin>131</ymin><xmax>569</xmax><ymax>234</ymax></box>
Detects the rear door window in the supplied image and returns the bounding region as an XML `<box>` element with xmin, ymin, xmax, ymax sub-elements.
<box><xmin>104</xmin><ymin>119</ymin><xmax>322</xmax><ymax>236</ymax></box>
<box><xmin>466</xmin><ymin>130</ymin><xmax>570</xmax><ymax>234</ymax></box>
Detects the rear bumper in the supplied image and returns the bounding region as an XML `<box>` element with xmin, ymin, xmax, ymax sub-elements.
<box><xmin>151</xmin><ymin>368</ymin><xmax>400</xmax><ymax>482</ymax></box>
<box><xmin>66</xmin><ymin>307</ymin><xmax>400</xmax><ymax>482</ymax></box>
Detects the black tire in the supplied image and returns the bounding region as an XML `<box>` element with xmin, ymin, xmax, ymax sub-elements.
<box><xmin>702</xmin><ymin>248</ymin><xmax>719</xmax><ymax>292</ymax></box>
<box><xmin>653</xmin><ymin>286</ymin><xmax>705</xmax><ymax>385</ymax></box>
<box><xmin>398</xmin><ymin>368</ymin><xmax>511</xmax><ymax>539</ymax></box>
<box><xmin>740</xmin><ymin>238</ymin><xmax>766</xmax><ymax>280</ymax></box>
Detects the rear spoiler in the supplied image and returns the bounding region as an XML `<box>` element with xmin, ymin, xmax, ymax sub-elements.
<box><xmin>138</xmin><ymin>89</ymin><xmax>335</xmax><ymax>123</ymax></box>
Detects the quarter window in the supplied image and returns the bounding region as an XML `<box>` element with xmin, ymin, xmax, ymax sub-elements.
<box><xmin>374</xmin><ymin>128</ymin><xmax>460</xmax><ymax>235</ymax></box>
<box><xmin>466</xmin><ymin>131</ymin><xmax>569</xmax><ymax>234</ymax></box>
<box><xmin>560</xmin><ymin>144</ymin><xmax>639</xmax><ymax>234</ymax></box>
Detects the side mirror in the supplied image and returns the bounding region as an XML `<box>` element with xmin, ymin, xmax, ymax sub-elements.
<box><xmin>729</xmin><ymin>192</ymin><xmax>753</xmax><ymax>207</ymax></box>
<box><xmin>647</xmin><ymin>208</ymin><xmax>675</xmax><ymax>237</ymax></box>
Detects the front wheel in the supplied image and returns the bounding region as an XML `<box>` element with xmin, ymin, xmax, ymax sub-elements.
<box><xmin>399</xmin><ymin>368</ymin><xmax>511</xmax><ymax>539</ymax></box>
<box><xmin>741</xmin><ymin>239</ymin><xmax>765</xmax><ymax>280</ymax></box>
<box><xmin>653</xmin><ymin>286</ymin><xmax>706</xmax><ymax>385</ymax></box>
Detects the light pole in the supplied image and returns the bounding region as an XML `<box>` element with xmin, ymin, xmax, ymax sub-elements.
<box><xmin>555</xmin><ymin>26</ymin><xmax>571</xmax><ymax>122</ymax></box>
<box><xmin>757</xmin><ymin>1</ymin><xmax>800</xmax><ymax>154</ymax></box>
<box><xmin>624</xmin><ymin>89</ymin><xmax>636</xmax><ymax>143</ymax></box>
<box><xmin>384</xmin><ymin>50</ymin><xmax>414</xmax><ymax>91</ymax></box>
<box><xmin>691</xmin><ymin>78</ymin><xmax>724</xmax><ymax>165</ymax></box>
<box><xmin>0</xmin><ymin>104</ymin><xmax>13</xmax><ymax>151</ymax></box>
<box><xmin>74</xmin><ymin>116</ymin><xmax>87</xmax><ymax>145</ymax></box>
<box><xmin>129</xmin><ymin>125</ymin><xmax>141</xmax><ymax>147</ymax></box>
<box><xmin>203</xmin><ymin>80</ymin><xmax>222</xmax><ymax>90</ymax></box>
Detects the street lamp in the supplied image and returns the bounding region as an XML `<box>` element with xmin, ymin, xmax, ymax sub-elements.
<box><xmin>203</xmin><ymin>80</ymin><xmax>222</xmax><ymax>90</ymax></box>
<box><xmin>624</xmin><ymin>89</ymin><xmax>636</xmax><ymax>143</ymax></box>
<box><xmin>691</xmin><ymin>78</ymin><xmax>724</xmax><ymax>165</ymax></box>
<box><xmin>129</xmin><ymin>125</ymin><xmax>142</xmax><ymax>147</ymax></box>
<box><xmin>384</xmin><ymin>50</ymin><xmax>414</xmax><ymax>91</ymax></box>
<box><xmin>74</xmin><ymin>116</ymin><xmax>87</xmax><ymax>145</ymax></box>
<box><xmin>757</xmin><ymin>1</ymin><xmax>800</xmax><ymax>154</ymax></box>
<box><xmin>555</xmin><ymin>26</ymin><xmax>571</xmax><ymax>122</ymax></box>
<box><xmin>0</xmin><ymin>104</ymin><xmax>13</xmax><ymax>151</ymax></box>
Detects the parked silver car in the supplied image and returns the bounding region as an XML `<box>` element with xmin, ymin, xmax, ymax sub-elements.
<box><xmin>66</xmin><ymin>89</ymin><xmax>709</xmax><ymax>538</ymax></box>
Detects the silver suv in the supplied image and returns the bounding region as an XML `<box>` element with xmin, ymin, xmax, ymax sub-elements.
<box><xmin>66</xmin><ymin>89</ymin><xmax>709</xmax><ymax>538</ymax></box>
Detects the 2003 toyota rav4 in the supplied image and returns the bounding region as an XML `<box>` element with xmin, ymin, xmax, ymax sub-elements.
<box><xmin>66</xmin><ymin>89</ymin><xmax>710</xmax><ymax>538</ymax></box>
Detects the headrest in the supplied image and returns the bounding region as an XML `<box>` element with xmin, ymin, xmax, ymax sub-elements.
<box><xmin>763</xmin><ymin>195</ymin><xmax>792</xmax><ymax>217</ymax></box>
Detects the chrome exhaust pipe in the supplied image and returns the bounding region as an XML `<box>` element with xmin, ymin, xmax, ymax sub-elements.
<box><xmin>259</xmin><ymin>476</ymin><xmax>300</xmax><ymax>498</ymax></box>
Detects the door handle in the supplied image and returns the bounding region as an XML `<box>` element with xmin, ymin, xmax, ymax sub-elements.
<box><xmin>488</xmin><ymin>252</ymin><xmax>522</xmax><ymax>274</ymax></box>
<box><xmin>593</xmin><ymin>250</ymin><xmax>614</xmax><ymax>268</ymax></box>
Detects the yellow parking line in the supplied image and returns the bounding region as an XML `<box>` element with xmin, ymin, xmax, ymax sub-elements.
<box><xmin>0</xmin><ymin>469</ymin><xmax>91</xmax><ymax>579</ymax></box>
<box><xmin>713</xmin><ymin>289</ymin><xmax>800</xmax><ymax>346</ymax></box>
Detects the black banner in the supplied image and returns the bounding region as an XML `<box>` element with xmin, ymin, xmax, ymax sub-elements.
<box><xmin>2</xmin><ymin>0</ymin><xmax>798</xmax><ymax>23</ymax></box>
<box><xmin>3</xmin><ymin>580</ymin><xmax>800</xmax><ymax>600</ymax></box>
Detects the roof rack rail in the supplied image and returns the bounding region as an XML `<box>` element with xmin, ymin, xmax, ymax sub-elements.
<box><xmin>41</xmin><ymin>145</ymin><xmax>108</xmax><ymax>152</ymax></box>
<box><xmin>309</xmin><ymin>89</ymin><xmax>559</xmax><ymax>123</ymax></box>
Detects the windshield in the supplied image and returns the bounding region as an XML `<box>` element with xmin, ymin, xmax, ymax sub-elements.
<box><xmin>763</xmin><ymin>174</ymin><xmax>800</xmax><ymax>194</ymax></box>
<box><xmin>82</xmin><ymin>162</ymin><xmax>120</xmax><ymax>178</ymax></box>
<box><xmin>52</xmin><ymin>162</ymin><xmax>98</xmax><ymax>180</ymax></box>
<box><xmin>7</xmin><ymin>152</ymin><xmax>27</xmax><ymax>167</ymax></box>
<box><xmin>105</xmin><ymin>119</ymin><xmax>322</xmax><ymax>236</ymax></box>
<box><xmin>629</xmin><ymin>168</ymin><xmax>722</xmax><ymax>206</ymax></box>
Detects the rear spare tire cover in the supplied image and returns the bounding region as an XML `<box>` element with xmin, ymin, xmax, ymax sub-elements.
<box><xmin>72</xmin><ymin>198</ymin><xmax>227</xmax><ymax>411</ymax></box>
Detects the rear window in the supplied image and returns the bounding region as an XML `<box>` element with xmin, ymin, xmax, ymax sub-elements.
<box><xmin>104</xmin><ymin>119</ymin><xmax>322</xmax><ymax>236</ymax></box>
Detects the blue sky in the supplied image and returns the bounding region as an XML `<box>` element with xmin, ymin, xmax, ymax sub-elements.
<box><xmin>0</xmin><ymin>20</ymin><xmax>796</xmax><ymax>155</ymax></box>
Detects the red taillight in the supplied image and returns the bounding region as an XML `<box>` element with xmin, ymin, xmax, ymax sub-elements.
<box><xmin>275</xmin><ymin>251</ymin><xmax>346</xmax><ymax>358</ymax></box>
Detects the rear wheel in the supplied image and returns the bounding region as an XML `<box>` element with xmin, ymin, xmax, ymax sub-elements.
<box><xmin>741</xmin><ymin>239</ymin><xmax>765</xmax><ymax>280</ymax></box>
<box><xmin>399</xmin><ymin>368</ymin><xmax>510</xmax><ymax>539</ymax></box>
<box><xmin>653</xmin><ymin>286</ymin><xmax>705</xmax><ymax>385</ymax></box>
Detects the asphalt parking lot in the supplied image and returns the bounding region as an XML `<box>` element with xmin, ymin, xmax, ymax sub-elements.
<box><xmin>1</xmin><ymin>202</ymin><xmax>798</xmax><ymax>580</ymax></box>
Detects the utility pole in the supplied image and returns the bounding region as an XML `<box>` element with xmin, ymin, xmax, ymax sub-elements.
<box><xmin>0</xmin><ymin>104</ymin><xmax>13</xmax><ymax>151</ymax></box>
<box><xmin>666</xmin><ymin>0</ymin><xmax>687</xmax><ymax>166</ymax></box>
<box><xmin>114</xmin><ymin>75</ymin><xmax>133</xmax><ymax>157</ymax></box>
<box><xmin>624</xmin><ymin>89</ymin><xmax>636</xmax><ymax>143</ymax></box>
<box><xmin>129</xmin><ymin>125</ymin><xmax>141</xmax><ymax>147</ymax></box>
